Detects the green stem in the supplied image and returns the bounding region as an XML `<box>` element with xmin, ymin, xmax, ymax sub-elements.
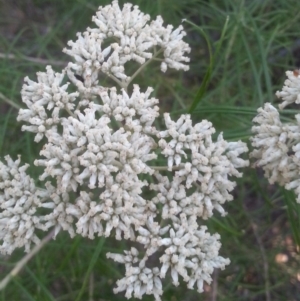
<box><xmin>0</xmin><ymin>92</ymin><xmax>21</xmax><ymax>110</ymax></box>
<box><xmin>0</xmin><ymin>228</ymin><xmax>55</xmax><ymax>291</ymax></box>
<box><xmin>126</xmin><ymin>48</ymin><xmax>164</xmax><ymax>87</ymax></box>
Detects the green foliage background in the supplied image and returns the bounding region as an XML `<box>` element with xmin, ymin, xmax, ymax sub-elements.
<box><xmin>0</xmin><ymin>0</ymin><xmax>300</xmax><ymax>300</ymax></box>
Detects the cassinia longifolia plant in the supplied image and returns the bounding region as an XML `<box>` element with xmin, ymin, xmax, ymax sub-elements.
<box><xmin>0</xmin><ymin>1</ymin><xmax>249</xmax><ymax>299</ymax></box>
<box><xmin>251</xmin><ymin>70</ymin><xmax>300</xmax><ymax>203</ymax></box>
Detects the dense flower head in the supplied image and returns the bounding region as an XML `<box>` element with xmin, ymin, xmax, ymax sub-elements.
<box><xmin>276</xmin><ymin>70</ymin><xmax>300</xmax><ymax>109</ymax></box>
<box><xmin>251</xmin><ymin>70</ymin><xmax>300</xmax><ymax>203</ymax></box>
<box><xmin>0</xmin><ymin>1</ymin><xmax>249</xmax><ymax>300</ymax></box>
<box><xmin>158</xmin><ymin>214</ymin><xmax>230</xmax><ymax>292</ymax></box>
<box><xmin>63</xmin><ymin>0</ymin><xmax>190</xmax><ymax>89</ymax></box>
<box><xmin>0</xmin><ymin>156</ymin><xmax>49</xmax><ymax>254</ymax></box>
<box><xmin>18</xmin><ymin>66</ymin><xmax>79</xmax><ymax>142</ymax></box>
<box><xmin>107</xmin><ymin>248</ymin><xmax>163</xmax><ymax>300</ymax></box>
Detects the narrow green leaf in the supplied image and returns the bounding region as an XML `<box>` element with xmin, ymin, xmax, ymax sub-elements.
<box><xmin>187</xmin><ymin>16</ymin><xmax>229</xmax><ymax>113</ymax></box>
<box><xmin>210</xmin><ymin>216</ymin><xmax>243</xmax><ymax>236</ymax></box>
<box><xmin>75</xmin><ymin>238</ymin><xmax>105</xmax><ymax>301</ymax></box>
<box><xmin>25</xmin><ymin>267</ymin><xmax>56</xmax><ymax>301</ymax></box>
<box><xmin>11</xmin><ymin>278</ymin><xmax>37</xmax><ymax>301</ymax></box>
<box><xmin>282</xmin><ymin>189</ymin><xmax>300</xmax><ymax>247</ymax></box>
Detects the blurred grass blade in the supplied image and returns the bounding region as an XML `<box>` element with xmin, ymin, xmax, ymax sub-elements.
<box><xmin>25</xmin><ymin>267</ymin><xmax>56</xmax><ymax>301</ymax></box>
<box><xmin>0</xmin><ymin>108</ymin><xmax>12</xmax><ymax>154</ymax></box>
<box><xmin>186</xmin><ymin>19</ymin><xmax>212</xmax><ymax>113</ymax></box>
<box><xmin>210</xmin><ymin>216</ymin><xmax>243</xmax><ymax>236</ymax></box>
<box><xmin>57</xmin><ymin>236</ymin><xmax>82</xmax><ymax>272</ymax></box>
<box><xmin>187</xmin><ymin>16</ymin><xmax>229</xmax><ymax>113</ymax></box>
<box><xmin>75</xmin><ymin>238</ymin><xmax>105</xmax><ymax>301</ymax></box>
<box><xmin>193</xmin><ymin>105</ymin><xmax>257</xmax><ymax>115</ymax></box>
<box><xmin>282</xmin><ymin>189</ymin><xmax>300</xmax><ymax>248</ymax></box>
<box><xmin>239</xmin><ymin>26</ymin><xmax>264</xmax><ymax>104</ymax></box>
<box><xmin>12</xmin><ymin>278</ymin><xmax>36</xmax><ymax>301</ymax></box>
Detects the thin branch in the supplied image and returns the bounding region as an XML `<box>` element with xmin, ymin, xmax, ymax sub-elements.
<box><xmin>100</xmin><ymin>70</ymin><xmax>124</xmax><ymax>89</ymax></box>
<box><xmin>0</xmin><ymin>52</ymin><xmax>66</xmax><ymax>67</ymax></box>
<box><xmin>65</xmin><ymin>106</ymin><xmax>76</xmax><ymax>118</ymax></box>
<box><xmin>0</xmin><ymin>92</ymin><xmax>21</xmax><ymax>110</ymax></box>
<box><xmin>165</xmin><ymin>83</ymin><xmax>186</xmax><ymax>109</ymax></box>
<box><xmin>150</xmin><ymin>164</ymin><xmax>184</xmax><ymax>171</ymax></box>
<box><xmin>0</xmin><ymin>228</ymin><xmax>55</xmax><ymax>291</ymax></box>
<box><xmin>127</xmin><ymin>48</ymin><xmax>163</xmax><ymax>86</ymax></box>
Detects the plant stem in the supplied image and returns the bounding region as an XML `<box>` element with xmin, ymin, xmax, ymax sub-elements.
<box><xmin>0</xmin><ymin>228</ymin><xmax>55</xmax><ymax>291</ymax></box>
<box><xmin>127</xmin><ymin>48</ymin><xmax>164</xmax><ymax>86</ymax></box>
<box><xmin>0</xmin><ymin>92</ymin><xmax>21</xmax><ymax>110</ymax></box>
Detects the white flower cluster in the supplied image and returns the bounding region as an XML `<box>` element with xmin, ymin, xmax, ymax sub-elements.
<box><xmin>0</xmin><ymin>1</ymin><xmax>249</xmax><ymax>300</ymax></box>
<box><xmin>63</xmin><ymin>0</ymin><xmax>190</xmax><ymax>90</ymax></box>
<box><xmin>251</xmin><ymin>70</ymin><xmax>300</xmax><ymax>202</ymax></box>
<box><xmin>156</xmin><ymin>113</ymin><xmax>248</xmax><ymax>219</ymax></box>
<box><xmin>0</xmin><ymin>156</ymin><xmax>49</xmax><ymax>254</ymax></box>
